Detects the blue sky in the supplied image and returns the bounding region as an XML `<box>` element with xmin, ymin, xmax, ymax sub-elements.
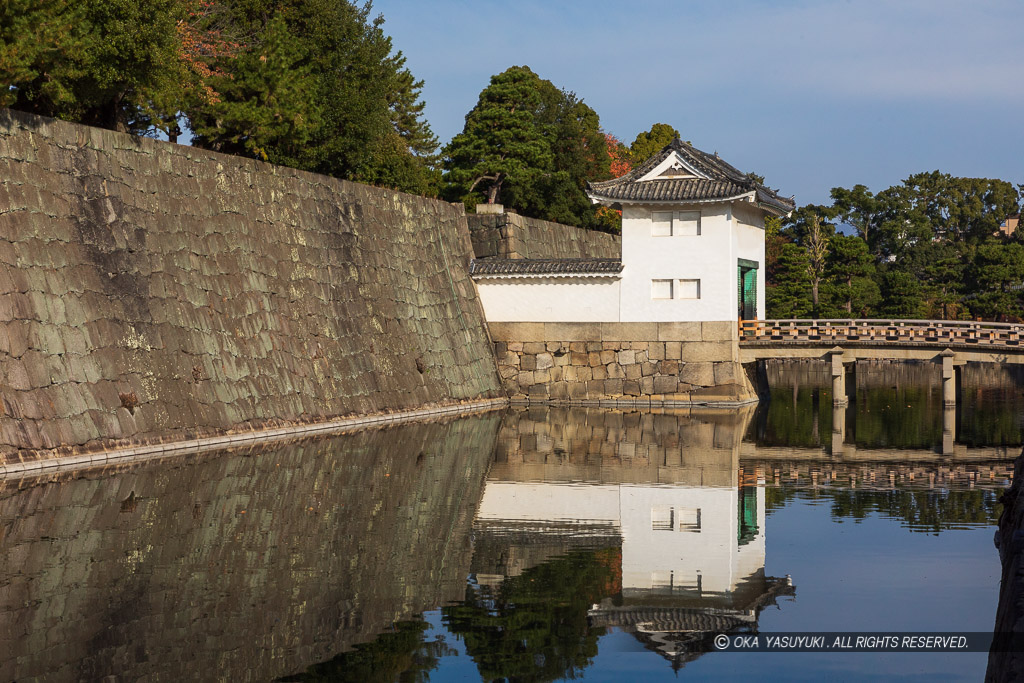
<box><xmin>371</xmin><ymin>0</ymin><xmax>1023</xmax><ymax>208</ymax></box>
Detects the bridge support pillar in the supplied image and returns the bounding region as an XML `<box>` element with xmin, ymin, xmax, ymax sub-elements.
<box><xmin>830</xmin><ymin>348</ymin><xmax>848</xmax><ymax>405</ymax></box>
<box><xmin>940</xmin><ymin>349</ymin><xmax>956</xmax><ymax>407</ymax></box>
<box><xmin>831</xmin><ymin>402</ymin><xmax>847</xmax><ymax>456</ymax></box>
<box><xmin>942</xmin><ymin>406</ymin><xmax>956</xmax><ymax>456</ymax></box>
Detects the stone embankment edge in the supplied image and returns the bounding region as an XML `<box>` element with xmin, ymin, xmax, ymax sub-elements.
<box><xmin>508</xmin><ymin>398</ymin><xmax>759</xmax><ymax>407</ymax></box>
<box><xmin>0</xmin><ymin>398</ymin><xmax>509</xmax><ymax>481</ymax></box>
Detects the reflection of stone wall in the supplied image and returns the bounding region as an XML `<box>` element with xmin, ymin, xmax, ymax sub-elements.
<box><xmin>491</xmin><ymin>322</ymin><xmax>755</xmax><ymax>404</ymax></box>
<box><xmin>467</xmin><ymin>212</ymin><xmax>620</xmax><ymax>260</ymax></box>
<box><xmin>0</xmin><ymin>109</ymin><xmax>501</xmax><ymax>461</ymax></box>
<box><xmin>491</xmin><ymin>406</ymin><xmax>754</xmax><ymax>487</ymax></box>
<box><xmin>0</xmin><ymin>414</ymin><xmax>499</xmax><ymax>682</ymax></box>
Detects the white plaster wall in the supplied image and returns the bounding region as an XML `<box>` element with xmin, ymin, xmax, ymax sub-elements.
<box><xmin>475</xmin><ymin>480</ymin><xmax>765</xmax><ymax>594</ymax></box>
<box><xmin>620</xmin><ymin>203</ymin><xmax>742</xmax><ymax>322</ymax></box>
<box><xmin>733</xmin><ymin>203</ymin><xmax>767</xmax><ymax>319</ymax></box>
<box><xmin>475</xmin><ymin>278</ymin><xmax>621</xmax><ymax>322</ymax></box>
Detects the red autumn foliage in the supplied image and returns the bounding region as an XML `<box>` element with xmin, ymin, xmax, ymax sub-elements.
<box><xmin>604</xmin><ymin>132</ymin><xmax>632</xmax><ymax>178</ymax></box>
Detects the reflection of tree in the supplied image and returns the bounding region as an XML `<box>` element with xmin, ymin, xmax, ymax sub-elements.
<box><xmin>852</xmin><ymin>386</ymin><xmax>940</xmax><ymax>448</ymax></box>
<box><xmin>755</xmin><ymin>386</ymin><xmax>831</xmax><ymax>447</ymax></box>
<box><xmin>442</xmin><ymin>549</ymin><xmax>618</xmax><ymax>683</ymax></box>
<box><xmin>766</xmin><ymin>487</ymin><xmax>1000</xmax><ymax>532</ymax></box>
<box><xmin>279</xmin><ymin>618</ymin><xmax>453</xmax><ymax>683</ymax></box>
<box><xmin>959</xmin><ymin>388</ymin><xmax>1024</xmax><ymax>446</ymax></box>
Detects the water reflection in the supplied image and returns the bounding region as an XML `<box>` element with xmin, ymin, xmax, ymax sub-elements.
<box><xmin>0</xmin><ymin>414</ymin><xmax>500</xmax><ymax>682</ymax></box>
<box><xmin>753</xmin><ymin>359</ymin><xmax>1024</xmax><ymax>455</ymax></box>
<box><xmin>0</xmin><ymin>382</ymin><xmax>1015</xmax><ymax>682</ymax></box>
<box><xmin>467</xmin><ymin>406</ymin><xmax>794</xmax><ymax>671</ymax></box>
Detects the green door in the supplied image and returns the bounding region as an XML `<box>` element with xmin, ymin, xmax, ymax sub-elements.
<box><xmin>738</xmin><ymin>259</ymin><xmax>758</xmax><ymax>320</ymax></box>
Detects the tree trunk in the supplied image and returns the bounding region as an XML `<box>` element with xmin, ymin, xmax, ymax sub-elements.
<box><xmin>486</xmin><ymin>175</ymin><xmax>503</xmax><ymax>204</ymax></box>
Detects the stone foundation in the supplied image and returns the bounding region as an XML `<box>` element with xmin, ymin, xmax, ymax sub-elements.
<box><xmin>488</xmin><ymin>322</ymin><xmax>757</xmax><ymax>404</ymax></box>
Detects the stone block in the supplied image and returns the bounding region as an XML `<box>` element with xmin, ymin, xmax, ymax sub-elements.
<box><xmin>660</xmin><ymin>360</ymin><xmax>679</xmax><ymax>375</ymax></box>
<box><xmin>576</xmin><ymin>366</ymin><xmax>593</xmax><ymax>382</ymax></box>
<box><xmin>585</xmin><ymin>380</ymin><xmax>605</xmax><ymax>396</ymax></box>
<box><xmin>489</xmin><ymin>322</ymin><xmax>545</xmax><ymax>342</ymax></box>
<box><xmin>607</xmin><ymin>363</ymin><xmax>625</xmax><ymax>379</ymax></box>
<box><xmin>536</xmin><ymin>353</ymin><xmax>554</xmax><ymax>370</ymax></box>
<box><xmin>657</xmin><ymin>322</ymin><xmax>702</xmax><ymax>341</ymax></box>
<box><xmin>702</xmin><ymin>321</ymin><xmax>738</xmax><ymax>341</ymax></box>
<box><xmin>600</xmin><ymin>349</ymin><xmax>616</xmax><ymax>364</ymax></box>
<box><xmin>654</xmin><ymin>375</ymin><xmax>678</xmax><ymax>394</ymax></box>
<box><xmin>518</xmin><ymin>371</ymin><xmax>535</xmax><ymax>387</ymax></box>
<box><xmin>641</xmin><ymin>362</ymin><xmax>656</xmax><ymax>377</ymax></box>
<box><xmin>713</xmin><ymin>362</ymin><xmax>737</xmax><ymax>385</ymax></box>
<box><xmin>550</xmin><ymin>381</ymin><xmax>568</xmax><ymax>399</ymax></box>
<box><xmin>588</xmin><ymin>352</ymin><xmax>602</xmax><ymax>367</ymax></box>
<box><xmin>520</xmin><ymin>355</ymin><xmax>537</xmax><ymax>371</ymax></box>
<box><xmin>534</xmin><ymin>369</ymin><xmax>551</xmax><ymax>383</ymax></box>
<box><xmin>567</xmin><ymin>381</ymin><xmax>588</xmax><ymax>399</ymax></box>
<box><xmin>570</xmin><ymin>351</ymin><xmax>589</xmax><ymax>366</ymax></box>
<box><xmin>632</xmin><ymin>342</ymin><xmax>649</xmax><ymax>351</ymax></box>
<box><xmin>569</xmin><ymin>341</ymin><xmax>587</xmax><ymax>353</ymax></box>
<box><xmin>679</xmin><ymin>362</ymin><xmax>714</xmax><ymax>387</ymax></box>
<box><xmin>678</xmin><ymin>341</ymin><xmax>734</xmax><ymax>362</ymax></box>
<box><xmin>639</xmin><ymin>376</ymin><xmax>655</xmax><ymax>394</ymax></box>
<box><xmin>602</xmin><ymin>322</ymin><xmax>658</xmax><ymax>341</ymax></box>
<box><xmin>623</xmin><ymin>379</ymin><xmax>641</xmax><ymax>396</ymax></box>
<box><xmin>592</xmin><ymin>364</ymin><xmax>608</xmax><ymax>380</ymax></box>
<box><xmin>586</xmin><ymin>342</ymin><xmax>603</xmax><ymax>352</ymax></box>
<box><xmin>546</xmin><ymin>341</ymin><xmax>562</xmax><ymax>352</ymax></box>
<box><xmin>602</xmin><ymin>342</ymin><xmax>619</xmax><ymax>350</ymax></box>
<box><xmin>499</xmin><ymin>351</ymin><xmax>520</xmax><ymax>366</ymax></box>
<box><xmin>647</xmin><ymin>342</ymin><xmax>665</xmax><ymax>360</ymax></box>
<box><xmin>544</xmin><ymin>322</ymin><xmax>601</xmax><ymax>341</ymax></box>
<box><xmin>508</xmin><ymin>341</ymin><xmax>524</xmax><ymax>352</ymax></box>
<box><xmin>665</xmin><ymin>341</ymin><xmax>682</xmax><ymax>360</ymax></box>
<box><xmin>617</xmin><ymin>349</ymin><xmax>635</xmax><ymax>365</ymax></box>
<box><xmin>625</xmin><ymin>364</ymin><xmax>642</xmax><ymax>380</ymax></box>
<box><xmin>523</xmin><ymin>342</ymin><xmax>547</xmax><ymax>355</ymax></box>
<box><xmin>604</xmin><ymin>378</ymin><xmax>623</xmax><ymax>395</ymax></box>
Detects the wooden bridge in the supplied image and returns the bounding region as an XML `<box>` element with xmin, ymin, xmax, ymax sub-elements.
<box><xmin>738</xmin><ymin>319</ymin><xmax>1024</xmax><ymax>406</ymax></box>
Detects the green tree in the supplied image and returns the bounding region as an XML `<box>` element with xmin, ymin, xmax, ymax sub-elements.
<box><xmin>0</xmin><ymin>0</ymin><xmax>189</xmax><ymax>133</ymax></box>
<box><xmin>188</xmin><ymin>0</ymin><xmax>437</xmax><ymax>194</ymax></box>
<box><xmin>825</xmin><ymin>234</ymin><xmax>879</xmax><ymax>317</ymax></box>
<box><xmin>443</xmin><ymin>66</ymin><xmax>614</xmax><ymax>229</ymax></box>
<box><xmin>967</xmin><ymin>241</ymin><xmax>1024</xmax><ymax>321</ymax></box>
<box><xmin>878</xmin><ymin>269</ymin><xmax>927</xmax><ymax>318</ymax></box>
<box><xmin>628</xmin><ymin>122</ymin><xmax>679</xmax><ymax>162</ymax></box>
<box><xmin>443</xmin><ymin>65</ymin><xmax>552</xmax><ymax>206</ymax></box>
<box><xmin>767</xmin><ymin>244</ymin><xmax>813</xmax><ymax>318</ymax></box>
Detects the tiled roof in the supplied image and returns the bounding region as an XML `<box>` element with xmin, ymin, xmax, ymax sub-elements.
<box><xmin>470</xmin><ymin>258</ymin><xmax>623</xmax><ymax>277</ymax></box>
<box><xmin>587</xmin><ymin>138</ymin><xmax>795</xmax><ymax>216</ymax></box>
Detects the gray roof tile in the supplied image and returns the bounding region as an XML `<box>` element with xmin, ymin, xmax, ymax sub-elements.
<box><xmin>470</xmin><ymin>258</ymin><xmax>623</xmax><ymax>276</ymax></box>
<box><xmin>588</xmin><ymin>138</ymin><xmax>796</xmax><ymax>216</ymax></box>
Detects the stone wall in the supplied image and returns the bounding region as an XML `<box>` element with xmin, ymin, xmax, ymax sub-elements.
<box><xmin>489</xmin><ymin>321</ymin><xmax>757</xmax><ymax>404</ymax></box>
<box><xmin>0</xmin><ymin>109</ymin><xmax>503</xmax><ymax>461</ymax></box>
<box><xmin>468</xmin><ymin>211</ymin><xmax>620</xmax><ymax>260</ymax></box>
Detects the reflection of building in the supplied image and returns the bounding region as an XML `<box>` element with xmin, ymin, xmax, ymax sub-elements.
<box><xmin>473</xmin><ymin>407</ymin><xmax>794</xmax><ymax>670</ymax></box>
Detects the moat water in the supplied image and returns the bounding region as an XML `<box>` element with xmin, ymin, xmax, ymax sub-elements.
<box><xmin>1</xmin><ymin>361</ymin><xmax>1020</xmax><ymax>681</ymax></box>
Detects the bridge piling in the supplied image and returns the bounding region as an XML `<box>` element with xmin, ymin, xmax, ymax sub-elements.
<box><xmin>940</xmin><ymin>349</ymin><xmax>956</xmax><ymax>407</ymax></box>
<box><xmin>829</xmin><ymin>348</ymin><xmax>848</xmax><ymax>406</ymax></box>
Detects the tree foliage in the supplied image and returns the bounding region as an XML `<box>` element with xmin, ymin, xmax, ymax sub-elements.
<box><xmin>769</xmin><ymin>172</ymin><xmax>1022</xmax><ymax>322</ymax></box>
<box><xmin>443</xmin><ymin>65</ymin><xmax>614</xmax><ymax>230</ymax></box>
<box><xmin>628</xmin><ymin>122</ymin><xmax>679</xmax><ymax>162</ymax></box>
<box><xmin>1</xmin><ymin>0</ymin><xmax>436</xmax><ymax>193</ymax></box>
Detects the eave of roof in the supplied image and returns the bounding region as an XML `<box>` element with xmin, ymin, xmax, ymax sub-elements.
<box><xmin>587</xmin><ymin>138</ymin><xmax>795</xmax><ymax>216</ymax></box>
<box><xmin>470</xmin><ymin>258</ymin><xmax>623</xmax><ymax>278</ymax></box>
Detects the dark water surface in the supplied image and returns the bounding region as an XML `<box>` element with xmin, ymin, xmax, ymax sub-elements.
<box><xmin>1</xmin><ymin>364</ymin><xmax>1018</xmax><ymax>681</ymax></box>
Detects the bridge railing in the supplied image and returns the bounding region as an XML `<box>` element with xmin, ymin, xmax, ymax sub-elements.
<box><xmin>738</xmin><ymin>319</ymin><xmax>1024</xmax><ymax>346</ymax></box>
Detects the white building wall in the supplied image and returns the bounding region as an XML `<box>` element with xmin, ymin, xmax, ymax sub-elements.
<box><xmin>733</xmin><ymin>203</ymin><xmax>767</xmax><ymax>319</ymax></box>
<box><xmin>475</xmin><ymin>480</ymin><xmax>765</xmax><ymax>595</ymax></box>
<box><xmin>619</xmin><ymin>203</ymin><xmax>753</xmax><ymax>322</ymax></box>
<box><xmin>475</xmin><ymin>278</ymin><xmax>621</xmax><ymax>322</ymax></box>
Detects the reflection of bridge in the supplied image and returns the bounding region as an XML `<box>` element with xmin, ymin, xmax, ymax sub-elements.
<box><xmin>738</xmin><ymin>319</ymin><xmax>1024</xmax><ymax>406</ymax></box>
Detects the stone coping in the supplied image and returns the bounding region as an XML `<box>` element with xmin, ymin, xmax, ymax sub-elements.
<box><xmin>0</xmin><ymin>398</ymin><xmax>509</xmax><ymax>481</ymax></box>
<box><xmin>488</xmin><ymin>321</ymin><xmax>738</xmax><ymax>342</ymax></box>
<box><xmin>509</xmin><ymin>398</ymin><xmax>758</xmax><ymax>408</ymax></box>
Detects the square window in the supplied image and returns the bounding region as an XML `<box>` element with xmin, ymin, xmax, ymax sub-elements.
<box><xmin>652</xmin><ymin>211</ymin><xmax>673</xmax><ymax>237</ymax></box>
<box><xmin>677</xmin><ymin>279</ymin><xmax>700</xmax><ymax>299</ymax></box>
<box><xmin>675</xmin><ymin>211</ymin><xmax>701</xmax><ymax>236</ymax></box>
<box><xmin>651</xmin><ymin>505</ymin><xmax>674</xmax><ymax>531</ymax></box>
<box><xmin>651</xmin><ymin>279</ymin><xmax>673</xmax><ymax>299</ymax></box>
